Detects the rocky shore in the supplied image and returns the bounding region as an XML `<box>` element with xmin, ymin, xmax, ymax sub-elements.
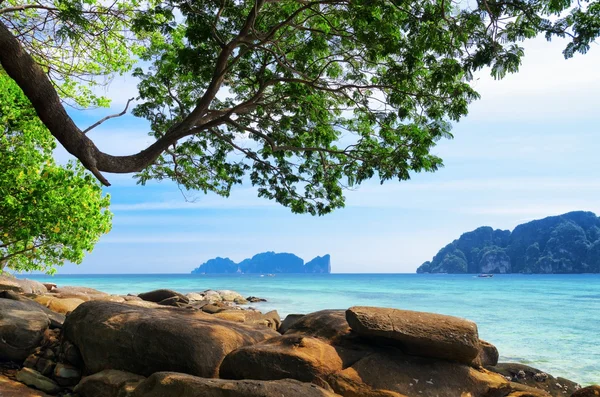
<box><xmin>0</xmin><ymin>274</ymin><xmax>597</xmax><ymax>397</ymax></box>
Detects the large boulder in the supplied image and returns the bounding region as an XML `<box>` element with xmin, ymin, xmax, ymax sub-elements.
<box><xmin>487</xmin><ymin>363</ymin><xmax>580</xmax><ymax>397</ymax></box>
<box><xmin>138</xmin><ymin>289</ymin><xmax>189</xmax><ymax>304</ymax></box>
<box><xmin>216</xmin><ymin>290</ymin><xmax>244</xmax><ymax>302</ymax></box>
<box><xmin>475</xmin><ymin>339</ymin><xmax>499</xmax><ymax>367</ymax></box>
<box><xmin>279</xmin><ymin>313</ymin><xmax>305</xmax><ymax>334</ymax></box>
<box><xmin>325</xmin><ymin>350</ymin><xmax>550</xmax><ymax>397</ymax></box>
<box><xmin>213</xmin><ymin>309</ymin><xmax>281</xmax><ymax>330</ymax></box>
<box><xmin>0</xmin><ymin>299</ymin><xmax>50</xmax><ymax>362</ymax></box>
<box><xmin>0</xmin><ymin>291</ymin><xmax>64</xmax><ymax>328</ymax></box>
<box><xmin>0</xmin><ymin>275</ymin><xmax>46</xmax><ymax>294</ymax></box>
<box><xmin>346</xmin><ymin>306</ymin><xmax>480</xmax><ymax>364</ymax></box>
<box><xmin>74</xmin><ymin>370</ymin><xmax>145</xmax><ymax>397</ymax></box>
<box><xmin>63</xmin><ymin>301</ymin><xmax>278</xmax><ymax>377</ymax></box>
<box><xmin>131</xmin><ymin>372</ymin><xmax>340</xmax><ymax>397</ymax></box>
<box><xmin>285</xmin><ymin>310</ymin><xmax>350</xmax><ymax>341</ymax></box>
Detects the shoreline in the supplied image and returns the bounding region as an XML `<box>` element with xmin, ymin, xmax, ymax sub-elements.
<box><xmin>1</xmin><ymin>274</ymin><xmax>598</xmax><ymax>397</ymax></box>
<box><xmin>13</xmin><ymin>273</ymin><xmax>600</xmax><ymax>386</ymax></box>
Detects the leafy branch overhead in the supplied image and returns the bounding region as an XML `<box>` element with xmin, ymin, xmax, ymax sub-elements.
<box><xmin>1</xmin><ymin>0</ymin><xmax>598</xmax><ymax>214</ymax></box>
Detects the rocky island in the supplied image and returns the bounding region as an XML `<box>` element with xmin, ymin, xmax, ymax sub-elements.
<box><xmin>1</xmin><ymin>274</ymin><xmax>596</xmax><ymax>397</ymax></box>
<box><xmin>191</xmin><ymin>252</ymin><xmax>331</xmax><ymax>274</ymax></box>
<box><xmin>418</xmin><ymin>211</ymin><xmax>600</xmax><ymax>274</ymax></box>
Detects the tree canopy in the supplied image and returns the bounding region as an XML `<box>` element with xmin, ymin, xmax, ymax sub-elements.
<box><xmin>1</xmin><ymin>0</ymin><xmax>598</xmax><ymax>215</ymax></box>
<box><xmin>0</xmin><ymin>71</ymin><xmax>112</xmax><ymax>274</ymax></box>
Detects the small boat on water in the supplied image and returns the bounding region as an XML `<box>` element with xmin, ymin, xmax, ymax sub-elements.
<box><xmin>477</xmin><ymin>274</ymin><xmax>494</xmax><ymax>278</ymax></box>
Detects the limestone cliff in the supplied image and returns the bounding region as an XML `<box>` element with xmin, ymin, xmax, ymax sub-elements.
<box><xmin>192</xmin><ymin>252</ymin><xmax>331</xmax><ymax>274</ymax></box>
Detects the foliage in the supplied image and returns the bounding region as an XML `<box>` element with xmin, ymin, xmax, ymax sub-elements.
<box><xmin>0</xmin><ymin>72</ymin><xmax>112</xmax><ymax>274</ymax></box>
<box><xmin>417</xmin><ymin>211</ymin><xmax>600</xmax><ymax>274</ymax></box>
<box><xmin>1</xmin><ymin>0</ymin><xmax>600</xmax><ymax>214</ymax></box>
<box><xmin>0</xmin><ymin>0</ymin><xmax>143</xmax><ymax>108</ymax></box>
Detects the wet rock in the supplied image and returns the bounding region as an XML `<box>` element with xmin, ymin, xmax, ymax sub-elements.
<box><xmin>131</xmin><ymin>372</ymin><xmax>340</xmax><ymax>397</ymax></box>
<box><xmin>138</xmin><ymin>289</ymin><xmax>189</xmax><ymax>304</ymax></box>
<box><xmin>74</xmin><ymin>369</ymin><xmax>145</xmax><ymax>397</ymax></box>
<box><xmin>346</xmin><ymin>306</ymin><xmax>480</xmax><ymax>364</ymax></box>
<box><xmin>247</xmin><ymin>296</ymin><xmax>267</xmax><ymax>303</ymax></box>
<box><xmin>15</xmin><ymin>367</ymin><xmax>60</xmax><ymax>394</ymax></box>
<box><xmin>63</xmin><ymin>301</ymin><xmax>278</xmax><ymax>377</ymax></box>
<box><xmin>0</xmin><ymin>299</ymin><xmax>50</xmax><ymax>362</ymax></box>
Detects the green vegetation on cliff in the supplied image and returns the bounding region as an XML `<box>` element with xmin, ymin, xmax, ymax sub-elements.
<box><xmin>417</xmin><ymin>212</ymin><xmax>600</xmax><ymax>274</ymax></box>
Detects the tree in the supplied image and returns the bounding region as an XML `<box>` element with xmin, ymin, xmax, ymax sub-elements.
<box><xmin>1</xmin><ymin>0</ymin><xmax>598</xmax><ymax>215</ymax></box>
<box><xmin>0</xmin><ymin>71</ymin><xmax>112</xmax><ymax>274</ymax></box>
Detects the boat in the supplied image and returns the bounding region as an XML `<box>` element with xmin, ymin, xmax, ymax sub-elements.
<box><xmin>477</xmin><ymin>274</ymin><xmax>494</xmax><ymax>278</ymax></box>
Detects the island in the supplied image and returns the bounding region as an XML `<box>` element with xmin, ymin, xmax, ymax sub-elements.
<box><xmin>417</xmin><ymin>211</ymin><xmax>600</xmax><ymax>274</ymax></box>
<box><xmin>191</xmin><ymin>252</ymin><xmax>331</xmax><ymax>274</ymax></box>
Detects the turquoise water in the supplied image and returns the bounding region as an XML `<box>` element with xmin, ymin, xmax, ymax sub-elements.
<box><xmin>20</xmin><ymin>273</ymin><xmax>600</xmax><ymax>385</ymax></box>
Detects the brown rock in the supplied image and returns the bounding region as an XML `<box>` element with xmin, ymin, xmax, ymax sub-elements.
<box><xmin>0</xmin><ymin>292</ymin><xmax>65</xmax><ymax>329</ymax></box>
<box><xmin>475</xmin><ymin>339</ymin><xmax>499</xmax><ymax>367</ymax></box>
<box><xmin>35</xmin><ymin>357</ymin><xmax>56</xmax><ymax>377</ymax></box>
<box><xmin>63</xmin><ymin>301</ymin><xmax>278</xmax><ymax>377</ymax></box>
<box><xmin>220</xmin><ymin>334</ymin><xmax>347</xmax><ymax>382</ymax></box>
<box><xmin>214</xmin><ymin>309</ymin><xmax>281</xmax><ymax>330</ymax></box>
<box><xmin>326</xmin><ymin>350</ymin><xmax>550</xmax><ymax>397</ymax></box>
<box><xmin>74</xmin><ymin>369</ymin><xmax>145</xmax><ymax>397</ymax></box>
<box><xmin>131</xmin><ymin>372</ymin><xmax>340</xmax><ymax>397</ymax></box>
<box><xmin>279</xmin><ymin>313</ymin><xmax>305</xmax><ymax>334</ymax></box>
<box><xmin>0</xmin><ymin>275</ymin><xmax>47</xmax><ymax>294</ymax></box>
<box><xmin>346</xmin><ymin>306</ymin><xmax>480</xmax><ymax>364</ymax></box>
<box><xmin>0</xmin><ymin>374</ymin><xmax>52</xmax><ymax>397</ymax></box>
<box><xmin>54</xmin><ymin>362</ymin><xmax>81</xmax><ymax>386</ymax></box>
<box><xmin>61</xmin><ymin>340</ymin><xmax>83</xmax><ymax>367</ymax></box>
<box><xmin>0</xmin><ymin>299</ymin><xmax>50</xmax><ymax>362</ymax></box>
<box><xmin>46</xmin><ymin>297</ymin><xmax>85</xmax><ymax>314</ymax></box>
<box><xmin>571</xmin><ymin>385</ymin><xmax>600</xmax><ymax>397</ymax></box>
<box><xmin>138</xmin><ymin>289</ymin><xmax>189</xmax><ymax>304</ymax></box>
<box><xmin>247</xmin><ymin>296</ymin><xmax>267</xmax><ymax>303</ymax></box>
<box><xmin>49</xmin><ymin>286</ymin><xmax>108</xmax><ymax>301</ymax></box>
<box><xmin>487</xmin><ymin>363</ymin><xmax>580</xmax><ymax>397</ymax></box>
<box><xmin>201</xmin><ymin>302</ymin><xmax>227</xmax><ymax>314</ymax></box>
<box><xmin>286</xmin><ymin>310</ymin><xmax>350</xmax><ymax>341</ymax></box>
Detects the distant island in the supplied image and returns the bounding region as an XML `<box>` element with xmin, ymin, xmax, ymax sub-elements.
<box><xmin>417</xmin><ymin>211</ymin><xmax>600</xmax><ymax>274</ymax></box>
<box><xmin>191</xmin><ymin>252</ymin><xmax>331</xmax><ymax>274</ymax></box>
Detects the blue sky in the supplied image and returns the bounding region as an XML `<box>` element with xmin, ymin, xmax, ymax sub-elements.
<box><xmin>54</xmin><ymin>36</ymin><xmax>600</xmax><ymax>274</ymax></box>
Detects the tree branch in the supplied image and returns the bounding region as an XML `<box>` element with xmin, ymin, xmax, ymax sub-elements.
<box><xmin>82</xmin><ymin>97</ymin><xmax>135</xmax><ymax>134</ymax></box>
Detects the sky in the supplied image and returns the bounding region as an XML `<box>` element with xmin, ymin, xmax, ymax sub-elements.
<box><xmin>53</xmin><ymin>35</ymin><xmax>600</xmax><ymax>274</ymax></box>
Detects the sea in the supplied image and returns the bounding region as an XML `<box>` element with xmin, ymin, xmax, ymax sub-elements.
<box><xmin>19</xmin><ymin>273</ymin><xmax>600</xmax><ymax>385</ymax></box>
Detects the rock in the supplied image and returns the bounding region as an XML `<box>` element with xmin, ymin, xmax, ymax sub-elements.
<box><xmin>487</xmin><ymin>363</ymin><xmax>580</xmax><ymax>397</ymax></box>
<box><xmin>0</xmin><ymin>299</ymin><xmax>50</xmax><ymax>362</ymax></box>
<box><xmin>286</xmin><ymin>310</ymin><xmax>350</xmax><ymax>341</ymax></box>
<box><xmin>34</xmin><ymin>296</ymin><xmax>85</xmax><ymax>314</ymax></box>
<box><xmin>50</xmin><ymin>286</ymin><xmax>108</xmax><ymax>300</ymax></box>
<box><xmin>214</xmin><ymin>309</ymin><xmax>281</xmax><ymax>330</ymax></box>
<box><xmin>63</xmin><ymin>301</ymin><xmax>279</xmax><ymax>377</ymax></box>
<box><xmin>185</xmin><ymin>292</ymin><xmax>204</xmax><ymax>301</ymax></box>
<box><xmin>346</xmin><ymin>306</ymin><xmax>480</xmax><ymax>364</ymax></box>
<box><xmin>35</xmin><ymin>357</ymin><xmax>56</xmax><ymax>377</ymax></box>
<box><xmin>278</xmin><ymin>313</ymin><xmax>305</xmax><ymax>334</ymax></box>
<box><xmin>475</xmin><ymin>339</ymin><xmax>499</xmax><ymax>367</ymax></box>
<box><xmin>0</xmin><ymin>374</ymin><xmax>52</xmax><ymax>397</ymax></box>
<box><xmin>15</xmin><ymin>367</ymin><xmax>60</xmax><ymax>394</ymax></box>
<box><xmin>0</xmin><ymin>275</ymin><xmax>47</xmax><ymax>294</ymax></box>
<box><xmin>247</xmin><ymin>296</ymin><xmax>267</xmax><ymax>303</ymax></box>
<box><xmin>131</xmin><ymin>372</ymin><xmax>340</xmax><ymax>397</ymax></box>
<box><xmin>190</xmin><ymin>300</ymin><xmax>210</xmax><ymax>309</ymax></box>
<box><xmin>122</xmin><ymin>295</ymin><xmax>142</xmax><ymax>302</ymax></box>
<box><xmin>571</xmin><ymin>385</ymin><xmax>600</xmax><ymax>397</ymax></box>
<box><xmin>61</xmin><ymin>340</ymin><xmax>83</xmax><ymax>367</ymax></box>
<box><xmin>24</xmin><ymin>353</ymin><xmax>40</xmax><ymax>368</ymax></box>
<box><xmin>326</xmin><ymin>350</ymin><xmax>550</xmax><ymax>397</ymax></box>
<box><xmin>201</xmin><ymin>302</ymin><xmax>227</xmax><ymax>314</ymax></box>
<box><xmin>0</xmin><ymin>292</ymin><xmax>65</xmax><ymax>328</ymax></box>
<box><xmin>202</xmin><ymin>290</ymin><xmax>223</xmax><ymax>302</ymax></box>
<box><xmin>217</xmin><ymin>290</ymin><xmax>244</xmax><ymax>302</ymax></box>
<box><xmin>233</xmin><ymin>297</ymin><xmax>248</xmax><ymax>304</ymax></box>
<box><xmin>42</xmin><ymin>283</ymin><xmax>57</xmax><ymax>291</ymax></box>
<box><xmin>138</xmin><ymin>289</ymin><xmax>189</xmax><ymax>304</ymax></box>
<box><xmin>54</xmin><ymin>362</ymin><xmax>81</xmax><ymax>386</ymax></box>
<box><xmin>157</xmin><ymin>296</ymin><xmax>181</xmax><ymax>307</ymax></box>
<box><xmin>122</xmin><ymin>300</ymin><xmax>161</xmax><ymax>309</ymax></box>
<box><xmin>220</xmin><ymin>334</ymin><xmax>348</xmax><ymax>383</ymax></box>
<box><xmin>74</xmin><ymin>370</ymin><xmax>145</xmax><ymax>397</ymax></box>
